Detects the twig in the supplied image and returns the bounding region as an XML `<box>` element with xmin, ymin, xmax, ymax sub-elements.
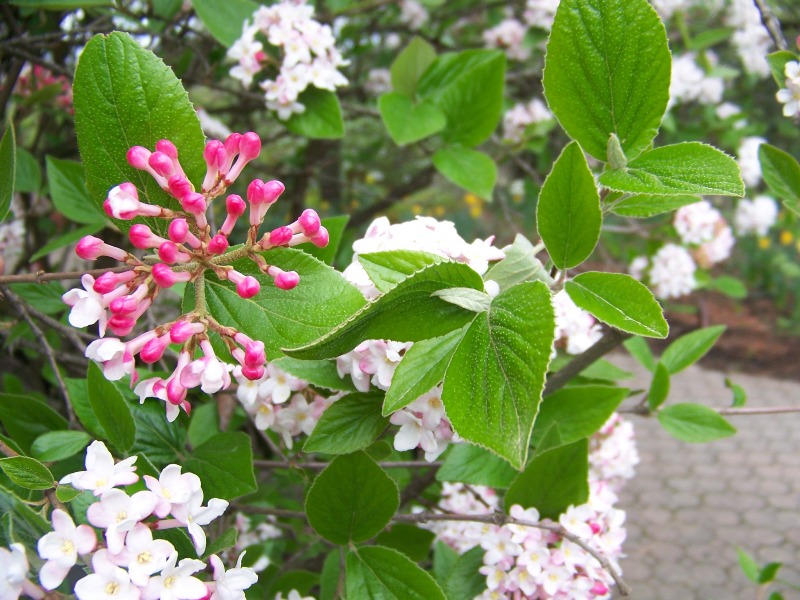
<box><xmin>0</xmin><ymin>266</ymin><xmax>131</xmax><ymax>284</ymax></box>
<box><xmin>620</xmin><ymin>405</ymin><xmax>800</xmax><ymax>417</ymax></box>
<box><xmin>394</xmin><ymin>512</ymin><xmax>631</xmax><ymax>596</ymax></box>
<box><xmin>1</xmin><ymin>285</ymin><xmax>77</xmax><ymax>428</ymax></box>
<box><xmin>0</xmin><ymin>330</ymin><xmax>88</xmax><ymax>368</ymax></box>
<box><xmin>543</xmin><ymin>329</ymin><xmax>632</xmax><ymax>396</ymax></box>
<box><xmin>753</xmin><ymin>0</ymin><xmax>789</xmax><ymax>51</ymax></box>
<box><xmin>253</xmin><ymin>459</ymin><xmax>442</xmax><ymax>470</ymax></box>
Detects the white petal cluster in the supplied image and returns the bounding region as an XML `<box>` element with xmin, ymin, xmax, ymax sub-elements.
<box><xmin>553</xmin><ymin>290</ymin><xmax>603</xmax><ymax>355</ymax></box>
<box><xmin>522</xmin><ymin>0</ymin><xmax>560</xmax><ymax>30</ymax></box>
<box><xmin>776</xmin><ymin>60</ymin><xmax>800</xmax><ymax>118</ymax></box>
<box><xmin>737</xmin><ymin>136</ymin><xmax>766</xmax><ymax>188</ymax></box>
<box><xmin>735</xmin><ymin>195</ymin><xmax>780</xmax><ymax>237</ymax></box>
<box><xmin>365</xmin><ymin>68</ymin><xmax>392</xmax><ymax>96</ymax></box>
<box><xmin>726</xmin><ymin>0</ymin><xmax>772</xmax><ymax>78</ymax></box>
<box><xmin>228</xmin><ymin>0</ymin><xmax>348</xmax><ymax>120</ymax></box>
<box><xmin>502</xmin><ymin>98</ymin><xmax>553</xmax><ymax>143</ymax></box>
<box><xmin>390</xmin><ymin>386</ymin><xmax>456</xmax><ymax>461</ymax></box>
<box><xmin>483</xmin><ymin>18</ymin><xmax>530</xmax><ymax>61</ymax></box>
<box><xmin>398</xmin><ymin>0</ymin><xmax>428</xmax><ymax>31</ymax></box>
<box><xmin>0</xmin><ymin>544</ymin><xmax>43</xmax><ymax>600</ymax></box>
<box><xmin>668</xmin><ymin>53</ymin><xmax>724</xmax><ymax>109</ymax></box>
<box><xmin>589</xmin><ymin>414</ymin><xmax>640</xmax><ymax>489</ymax></box>
<box><xmin>673</xmin><ymin>201</ymin><xmax>734</xmax><ymax>268</ymax></box>
<box><xmin>642</xmin><ymin>243</ymin><xmax>698</xmax><ymax>299</ymax></box>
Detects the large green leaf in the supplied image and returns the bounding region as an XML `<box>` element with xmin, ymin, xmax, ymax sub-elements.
<box><xmin>442</xmin><ymin>281</ymin><xmax>555</xmax><ymax>469</ymax></box>
<box><xmin>647</xmin><ymin>363</ymin><xmax>671</xmax><ymax>411</ymax></box>
<box><xmin>285</xmin><ymin>262</ymin><xmax>484</xmax><ymax>360</ymax></box>
<box><xmin>305</xmin><ymin>452</ymin><xmax>399</xmax><ymax>545</ymax></box>
<box><xmin>0</xmin><ymin>482</ymin><xmax>50</xmax><ymax>549</ymax></box>
<box><xmin>204</xmin><ymin>248</ymin><xmax>367</xmax><ymax>360</ymax></box>
<box><xmin>346</xmin><ymin>546</ymin><xmax>446</xmax><ymax>600</ymax></box>
<box><xmin>184</xmin><ymin>432</ymin><xmax>257</xmax><ymax>500</ymax></box>
<box><xmin>758</xmin><ymin>143</ymin><xmax>800</xmax><ymax>215</ymax></box>
<box><xmin>191</xmin><ymin>0</ymin><xmax>258</xmax><ymax>47</ymax></box>
<box><xmin>483</xmin><ymin>234</ymin><xmax>553</xmax><ymax>292</ymax></box>
<box><xmin>383</xmin><ymin>326</ymin><xmax>466</xmax><ymax>415</ymax></box>
<box><xmin>659</xmin><ymin>325</ymin><xmax>725</xmax><ymax>374</ymax></box>
<box><xmin>543</xmin><ymin>0</ymin><xmax>670</xmax><ymax>160</ymax></box>
<box><xmin>391</xmin><ymin>37</ymin><xmax>437</xmax><ymax>97</ymax></box>
<box><xmin>504</xmin><ymin>438</ymin><xmax>590</xmax><ymax>519</ymax></box>
<box><xmin>657</xmin><ymin>403</ymin><xmax>736</xmax><ymax>443</ymax></box>
<box><xmin>536</xmin><ymin>141</ymin><xmax>602</xmax><ymax>269</ymax></box>
<box><xmin>610</xmin><ymin>194</ymin><xmax>701</xmax><ymax>218</ymax></box>
<box><xmin>379</xmin><ymin>93</ymin><xmax>446</xmax><ymax>146</ymax></box>
<box><xmin>0</xmin><ymin>124</ymin><xmax>15</xmax><ymax>222</ymax></box>
<box><xmin>88</xmin><ymin>361</ymin><xmax>136</xmax><ymax>453</ymax></box>
<box><xmin>73</xmin><ymin>32</ymin><xmax>206</xmax><ymax>234</ymax></box>
<box><xmin>565</xmin><ymin>272</ymin><xmax>668</xmax><ymax>338</ymax></box>
<box><xmin>358</xmin><ymin>250</ymin><xmax>442</xmax><ymax>293</ymax></box>
<box><xmin>435</xmin><ymin>443</ymin><xmax>518</xmax><ymax>489</ymax></box>
<box><xmin>285</xmin><ymin>88</ymin><xmax>344</xmax><ymax>139</ymax></box>
<box><xmin>130</xmin><ymin>398</ymin><xmax>187</xmax><ymax>467</ymax></box>
<box><xmin>304</xmin><ymin>392</ymin><xmax>389</xmax><ymax>455</ymax></box>
<box><xmin>438</xmin><ymin>546</ymin><xmax>485</xmax><ymax>600</ymax></box>
<box><xmin>0</xmin><ymin>394</ymin><xmax>68</xmax><ymax>454</ymax></box>
<box><xmin>598</xmin><ymin>143</ymin><xmax>744</xmax><ymax>197</ymax></box>
<box><xmin>14</xmin><ymin>148</ymin><xmax>40</xmax><ymax>194</ymax></box>
<box><xmin>31</xmin><ymin>431</ymin><xmax>91</xmax><ymax>463</ymax></box>
<box><xmin>0</xmin><ymin>457</ymin><xmax>54</xmax><ymax>491</ymax></box>
<box><xmin>46</xmin><ymin>157</ymin><xmax>105</xmax><ymax>224</ymax></box>
<box><xmin>417</xmin><ymin>50</ymin><xmax>506</xmax><ymax>147</ymax></box>
<box><xmin>432</xmin><ymin>146</ymin><xmax>496</xmax><ymax>200</ymax></box>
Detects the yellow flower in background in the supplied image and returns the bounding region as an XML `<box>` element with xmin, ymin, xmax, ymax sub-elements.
<box><xmin>434</xmin><ymin>205</ymin><xmax>446</xmax><ymax>217</ymax></box>
<box><xmin>412</xmin><ymin>204</ymin><xmax>423</xmax><ymax>215</ymax></box>
<box><xmin>464</xmin><ymin>193</ymin><xmax>483</xmax><ymax>218</ymax></box>
<box><xmin>780</xmin><ymin>230</ymin><xmax>794</xmax><ymax>245</ymax></box>
<box><xmin>758</xmin><ymin>237</ymin><xmax>771</xmax><ymax>249</ymax></box>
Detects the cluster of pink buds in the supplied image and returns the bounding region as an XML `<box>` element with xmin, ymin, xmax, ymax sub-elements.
<box><xmin>63</xmin><ymin>132</ymin><xmax>329</xmax><ymax>421</ymax></box>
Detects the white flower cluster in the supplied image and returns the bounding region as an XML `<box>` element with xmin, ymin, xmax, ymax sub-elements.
<box><xmin>234</xmin><ymin>363</ymin><xmax>336</xmax><ymax>448</ymax></box>
<box><xmin>522</xmin><ymin>0</ymin><xmax>560</xmax><ymax>30</ymax></box>
<box><xmin>0</xmin><ymin>544</ymin><xmax>42</xmax><ymax>600</ymax></box>
<box><xmin>673</xmin><ymin>200</ymin><xmax>735</xmax><ymax>268</ymax></box>
<box><xmin>483</xmin><ymin>18</ymin><xmax>530</xmax><ymax>61</ymax></box>
<box><xmin>399</xmin><ymin>0</ymin><xmax>428</xmax><ymax>31</ymax></box>
<box><xmin>553</xmin><ymin>290</ymin><xmax>603</xmax><ymax>355</ymax></box>
<box><xmin>726</xmin><ymin>0</ymin><xmax>772</xmax><ymax>78</ymax></box>
<box><xmin>390</xmin><ymin>386</ymin><xmax>456</xmax><ymax>461</ymax></box>
<box><xmin>1</xmin><ymin>441</ymin><xmax>257</xmax><ymax>600</ymax></box>
<box><xmin>631</xmin><ymin>243</ymin><xmax>697</xmax><ymax>299</ymax></box>
<box><xmin>365</xmin><ymin>68</ymin><xmax>392</xmax><ymax>95</ymax></box>
<box><xmin>735</xmin><ymin>195</ymin><xmax>780</xmax><ymax>237</ymax></box>
<box><xmin>227</xmin><ymin>0</ymin><xmax>348</xmax><ymax>120</ymax></box>
<box><xmin>776</xmin><ymin>60</ymin><xmax>800</xmax><ymax>118</ymax></box>
<box><xmin>668</xmin><ymin>53</ymin><xmax>724</xmax><ymax>109</ymax></box>
<box><xmin>502</xmin><ymin>98</ymin><xmax>553</xmax><ymax>143</ymax></box>
<box><xmin>230</xmin><ymin>513</ymin><xmax>282</xmax><ymax>573</ymax></box>
<box><xmin>428</xmin><ymin>414</ymin><xmax>636</xmax><ymax>599</ymax></box>
<box><xmin>737</xmin><ymin>135</ymin><xmax>766</xmax><ymax>188</ymax></box>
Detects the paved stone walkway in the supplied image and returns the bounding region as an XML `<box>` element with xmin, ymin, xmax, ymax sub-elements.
<box><xmin>611</xmin><ymin>354</ymin><xmax>800</xmax><ymax>599</ymax></box>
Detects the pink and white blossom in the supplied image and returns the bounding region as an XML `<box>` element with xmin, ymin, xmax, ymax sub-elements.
<box><xmin>59</xmin><ymin>440</ymin><xmax>139</xmax><ymax>496</ymax></box>
<box><xmin>37</xmin><ymin>509</ymin><xmax>97</xmax><ymax>590</ymax></box>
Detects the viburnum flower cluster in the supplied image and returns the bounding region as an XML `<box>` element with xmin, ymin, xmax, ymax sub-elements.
<box><xmin>483</xmin><ymin>18</ymin><xmax>530</xmax><ymax>61</ymax></box>
<box><xmin>668</xmin><ymin>52</ymin><xmax>724</xmax><ymax>109</ymax></box>
<box><xmin>427</xmin><ymin>413</ymin><xmax>637</xmax><ymax>599</ymax></box>
<box><xmin>12</xmin><ymin>63</ymin><xmax>73</xmax><ymax>112</ymax></box>
<box><xmin>4</xmin><ymin>441</ymin><xmax>257</xmax><ymax>599</ymax></box>
<box><xmin>776</xmin><ymin>60</ymin><xmax>800</xmax><ymax>118</ymax></box>
<box><xmin>502</xmin><ymin>98</ymin><xmax>553</xmax><ymax>144</ymax></box>
<box><xmin>227</xmin><ymin>0</ymin><xmax>348</xmax><ymax>120</ymax></box>
<box><xmin>62</xmin><ymin>131</ymin><xmax>329</xmax><ymax>421</ymax></box>
<box><xmin>734</xmin><ymin>195</ymin><xmax>780</xmax><ymax>237</ymax></box>
<box><xmin>631</xmin><ymin>243</ymin><xmax>698</xmax><ymax>300</ymax></box>
<box><xmin>553</xmin><ymin>290</ymin><xmax>603</xmax><ymax>355</ymax></box>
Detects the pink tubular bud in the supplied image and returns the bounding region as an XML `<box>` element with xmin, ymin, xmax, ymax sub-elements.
<box><xmin>148</xmin><ymin>152</ymin><xmax>174</xmax><ymax>178</ymax></box>
<box><xmin>129</xmin><ymin>224</ymin><xmax>165</xmax><ymax>249</ymax></box>
<box><xmin>223</xmin><ymin>133</ymin><xmax>242</xmax><ymax>160</ymax></box>
<box><xmin>169</xmin><ymin>320</ymin><xmax>204</xmax><ymax>344</ymax></box>
<box><xmin>140</xmin><ymin>335</ymin><xmax>170</xmax><ymax>364</ymax></box>
<box><xmin>180</xmin><ymin>192</ymin><xmax>206</xmax><ymax>215</ymax></box>
<box><xmin>275</xmin><ymin>270</ymin><xmax>300</xmax><ymax>290</ymax></box>
<box><xmin>168</xmin><ymin>218</ymin><xmax>189</xmax><ymax>243</ymax></box>
<box><xmin>166</xmin><ymin>378</ymin><xmax>187</xmax><ymax>405</ymax></box>
<box><xmin>269</xmin><ymin>226</ymin><xmax>293</xmax><ymax>246</ymax></box>
<box><xmin>262</xmin><ymin>180</ymin><xmax>285</xmax><ymax>204</ymax></box>
<box><xmin>226</xmin><ymin>194</ymin><xmax>247</xmax><ymax>217</ymax></box>
<box><xmin>151</xmin><ymin>263</ymin><xmax>191</xmax><ymax>288</ymax></box>
<box><xmin>155</xmin><ymin>139</ymin><xmax>178</xmax><ymax>159</ymax></box>
<box><xmin>207</xmin><ymin>234</ymin><xmax>229</xmax><ymax>255</ymax></box>
<box><xmin>93</xmin><ymin>270</ymin><xmax>136</xmax><ymax>294</ymax></box>
<box><xmin>76</xmin><ymin>235</ymin><xmax>128</xmax><ymax>261</ymax></box>
<box><xmin>299</xmin><ymin>209</ymin><xmax>321</xmax><ymax>236</ymax></box>
<box><xmin>239</xmin><ymin>132</ymin><xmax>261</xmax><ymax>161</ymax></box>
<box><xmin>244</xmin><ymin>340</ymin><xmax>266</xmax><ymax>368</ymax></box>
<box><xmin>236</xmin><ymin>276</ymin><xmax>260</xmax><ymax>299</ymax></box>
<box><xmin>108</xmin><ymin>315</ymin><xmax>136</xmax><ymax>337</ymax></box>
<box><xmin>241</xmin><ymin>364</ymin><xmax>265</xmax><ymax>381</ymax></box>
<box><xmin>310</xmin><ymin>226</ymin><xmax>330</xmax><ymax>248</ymax></box>
<box><xmin>204</xmin><ymin>140</ymin><xmax>226</xmax><ymax>168</ymax></box>
<box><xmin>110</xmin><ymin>296</ymin><xmax>139</xmax><ymax>316</ymax></box>
<box><xmin>591</xmin><ymin>582</ymin><xmax>609</xmax><ymax>596</ymax></box>
<box><xmin>126</xmin><ymin>146</ymin><xmax>151</xmax><ymax>170</ymax></box>
<box><xmin>158</xmin><ymin>241</ymin><xmax>190</xmax><ymax>264</ymax></box>
<box><xmin>168</xmin><ymin>175</ymin><xmax>193</xmax><ymax>200</ymax></box>
<box><xmin>104</xmin><ymin>183</ymin><xmax>161</xmax><ymax>220</ymax></box>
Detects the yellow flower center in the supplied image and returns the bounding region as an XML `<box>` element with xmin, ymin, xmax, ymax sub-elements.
<box><xmin>116</xmin><ymin>511</ymin><xmax>127</xmax><ymax>523</ymax></box>
<box><xmin>61</xmin><ymin>540</ymin><xmax>75</xmax><ymax>554</ymax></box>
<box><xmin>164</xmin><ymin>576</ymin><xmax>175</xmax><ymax>589</ymax></box>
<box><xmin>106</xmin><ymin>582</ymin><xmax>119</xmax><ymax>595</ymax></box>
<box><xmin>137</xmin><ymin>551</ymin><xmax>152</xmax><ymax>564</ymax></box>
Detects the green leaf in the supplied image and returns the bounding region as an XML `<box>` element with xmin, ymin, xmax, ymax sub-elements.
<box><xmin>131</xmin><ymin>397</ymin><xmax>186</xmax><ymax>467</ymax></box>
<box><xmin>0</xmin><ymin>457</ymin><xmax>54</xmax><ymax>490</ymax></box>
<box><xmin>417</xmin><ymin>49</ymin><xmax>506</xmax><ymax>147</ymax></box>
<box><xmin>0</xmin><ymin>124</ymin><xmax>15</xmax><ymax>221</ymax></box>
<box><xmin>766</xmin><ymin>51</ymin><xmax>797</xmax><ymax>88</ymax></box>
<box><xmin>432</xmin><ymin>146</ymin><xmax>496</xmax><ymax>200</ymax></box>
<box><xmin>186</xmin><ymin>402</ymin><xmax>221</xmax><ymax>449</ymax></box>
<box><xmin>504</xmin><ymin>438</ymin><xmax>589</xmax><ymax>519</ymax></box>
<box><xmin>658</xmin><ymin>403</ymin><xmax>736</xmax><ymax>443</ymax></box>
<box><xmin>31</xmin><ymin>431</ymin><xmax>91</xmax><ymax>462</ymax></box>
<box><xmin>483</xmin><ymin>234</ymin><xmax>553</xmax><ymax>292</ymax></box>
<box><xmin>8</xmin><ymin>282</ymin><xmax>67</xmax><ymax>314</ymax></box>
<box><xmin>689</xmin><ymin>27</ymin><xmax>733</xmax><ymax>51</ymax></box>
<box><xmin>431</xmin><ymin>287</ymin><xmax>491</xmax><ymax>313</ymax></box>
<box><xmin>184</xmin><ymin>432</ymin><xmax>257</xmax><ymax>500</ymax></box>
<box><xmin>439</xmin><ymin>546</ymin><xmax>485</xmax><ymax>600</ymax></box>
<box><xmin>73</xmin><ymin>32</ymin><xmax>206</xmax><ymax>235</ymax></box>
<box><xmin>320</xmin><ymin>551</ymin><xmax>342</xmax><ymax>600</ymax></box>
<box><xmin>272</xmin><ymin>357</ymin><xmax>357</xmax><ymax>392</ymax></box>
<box><xmin>533</xmin><ymin>386</ymin><xmax>628</xmax><ymax>453</ymax></box>
<box><xmin>536</xmin><ymin>141</ymin><xmax>602</xmax><ymax>269</ymax></box>
<box><xmin>726</xmin><ymin>378</ymin><xmax>747</xmax><ymax>408</ymax></box>
<box><xmin>383</xmin><ymin>326</ymin><xmax>466</xmax><ymax>415</ymax></box>
<box><xmin>55</xmin><ymin>484</ymin><xmax>84</xmax><ymax>503</ymax></box>
<box><xmin>374</xmin><ymin>524</ymin><xmax>436</xmax><ymax>562</ymax></box>
<box><xmin>30</xmin><ymin>223</ymin><xmax>103</xmax><ymax>262</ymax></box>
<box><xmin>14</xmin><ymin>148</ymin><xmax>41</xmax><ymax>194</ymax></box>
<box><xmin>660</xmin><ymin>325</ymin><xmax>725</xmax><ymax>374</ymax></box>
<box><xmin>436</xmin><ymin>443</ymin><xmax>518</xmax><ymax>489</ymax></box>
<box><xmin>346</xmin><ymin>546</ymin><xmax>446</xmax><ymax>600</ymax></box>
<box><xmin>304</xmin><ymin>392</ymin><xmax>389</xmax><ymax>455</ymax></box>
<box><xmin>623</xmin><ymin>336</ymin><xmax>655</xmax><ymax>371</ymax></box>
<box><xmin>0</xmin><ymin>482</ymin><xmax>50</xmax><ymax>548</ymax></box>
<box><xmin>442</xmin><ymin>281</ymin><xmax>555</xmax><ymax>470</ymax></box>
<box><xmin>379</xmin><ymin>93</ymin><xmax>446</xmax><ymax>146</ymax></box>
<box><xmin>759</xmin><ymin>562</ymin><xmax>782</xmax><ymax>584</ymax></box>
<box><xmin>707</xmin><ymin>275</ymin><xmax>747</xmax><ymax>299</ymax></box>
<box><xmin>647</xmin><ymin>363</ymin><xmax>671</xmax><ymax>411</ymax></box>
<box><xmin>285</xmin><ymin>261</ymin><xmax>484</xmax><ymax>360</ymax></box>
<box><xmin>204</xmin><ymin>248</ymin><xmax>367</xmax><ymax>360</ymax></box>
<box><xmin>610</xmin><ymin>194</ymin><xmax>700</xmax><ymax>218</ymax></box>
<box><xmin>65</xmin><ymin>378</ymin><xmax>105</xmax><ymax>439</ymax></box>
<box><xmin>88</xmin><ymin>361</ymin><xmax>136</xmax><ymax>453</ymax></box>
<box><xmin>191</xmin><ymin>0</ymin><xmax>258</xmax><ymax>47</ymax></box>
<box><xmin>737</xmin><ymin>547</ymin><xmax>761</xmax><ymax>583</ymax></box>
<box><xmin>576</xmin><ymin>359</ymin><xmax>632</xmax><ymax>382</ymax></box>
<box><xmin>306</xmin><ymin>452</ymin><xmax>399</xmax><ymax>544</ymax></box>
<box><xmin>285</xmin><ymin>88</ymin><xmax>344</xmax><ymax>139</ymax></box>
<box><xmin>758</xmin><ymin>143</ymin><xmax>800</xmax><ymax>215</ymax></box>
<box><xmin>10</xmin><ymin>0</ymin><xmax>111</xmax><ymax>8</ymax></box>
<box><xmin>203</xmin><ymin>528</ymin><xmax>238</xmax><ymax>559</ymax></box>
<box><xmin>598</xmin><ymin>143</ymin><xmax>745</xmax><ymax>197</ymax></box>
<box><xmin>391</xmin><ymin>37</ymin><xmax>437</xmax><ymax>97</ymax></box>
<box><xmin>566</xmin><ymin>272</ymin><xmax>668</xmax><ymax>338</ymax></box>
<box><xmin>0</xmin><ymin>394</ymin><xmax>68</xmax><ymax>454</ymax></box>
<box><xmin>46</xmin><ymin>157</ymin><xmax>105</xmax><ymax>224</ymax></box>
<box><xmin>543</xmin><ymin>0</ymin><xmax>670</xmax><ymax>160</ymax></box>
<box><xmin>358</xmin><ymin>250</ymin><xmax>442</xmax><ymax>293</ymax></box>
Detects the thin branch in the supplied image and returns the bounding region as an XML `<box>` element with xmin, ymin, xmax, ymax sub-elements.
<box><xmin>0</xmin><ymin>266</ymin><xmax>131</xmax><ymax>284</ymax></box>
<box><xmin>253</xmin><ymin>459</ymin><xmax>442</xmax><ymax>470</ymax></box>
<box><xmin>543</xmin><ymin>329</ymin><xmax>632</xmax><ymax>396</ymax></box>
<box><xmin>620</xmin><ymin>405</ymin><xmax>800</xmax><ymax>417</ymax></box>
<box><xmin>753</xmin><ymin>0</ymin><xmax>788</xmax><ymax>51</ymax></box>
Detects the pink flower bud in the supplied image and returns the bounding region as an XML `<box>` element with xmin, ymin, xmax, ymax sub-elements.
<box><xmin>155</xmin><ymin>139</ymin><xmax>178</xmax><ymax>159</ymax></box>
<box><xmin>93</xmin><ymin>270</ymin><xmax>136</xmax><ymax>294</ymax></box>
<box><xmin>241</xmin><ymin>364</ymin><xmax>265</xmax><ymax>381</ymax></box>
<box><xmin>224</xmin><ymin>133</ymin><xmax>242</xmax><ymax>158</ymax></box>
<box><xmin>110</xmin><ymin>296</ymin><xmax>139</xmax><ymax>315</ymax></box>
<box><xmin>244</xmin><ymin>341</ymin><xmax>266</xmax><ymax>368</ymax></box>
<box><xmin>180</xmin><ymin>192</ymin><xmax>206</xmax><ymax>215</ymax></box>
<box><xmin>274</xmin><ymin>270</ymin><xmax>300</xmax><ymax>290</ymax></box>
<box><xmin>236</xmin><ymin>276</ymin><xmax>260</xmax><ymax>299</ymax></box>
<box><xmin>126</xmin><ymin>146</ymin><xmax>151</xmax><ymax>169</ymax></box>
<box><xmin>148</xmin><ymin>151</ymin><xmax>174</xmax><ymax>178</ymax></box>
<box><xmin>140</xmin><ymin>335</ymin><xmax>169</xmax><ymax>363</ymax></box>
<box><xmin>207</xmin><ymin>234</ymin><xmax>229</xmax><ymax>255</ymax></box>
<box><xmin>247</xmin><ymin>179</ymin><xmax>284</xmax><ymax>205</ymax></box>
<box><xmin>129</xmin><ymin>224</ymin><xmax>161</xmax><ymax>249</ymax></box>
<box><xmin>76</xmin><ymin>235</ymin><xmax>128</xmax><ymax>261</ymax></box>
<box><xmin>168</xmin><ymin>175</ymin><xmax>193</xmax><ymax>199</ymax></box>
<box><xmin>169</xmin><ymin>320</ymin><xmax>204</xmax><ymax>344</ymax></box>
<box><xmin>239</xmin><ymin>132</ymin><xmax>261</xmax><ymax>161</ymax></box>
<box><xmin>310</xmin><ymin>226</ymin><xmax>329</xmax><ymax>248</ymax></box>
<box><xmin>269</xmin><ymin>226</ymin><xmax>293</xmax><ymax>246</ymax></box>
<box><xmin>166</xmin><ymin>378</ymin><xmax>187</xmax><ymax>405</ymax></box>
<box><xmin>226</xmin><ymin>194</ymin><xmax>246</xmax><ymax>217</ymax></box>
<box><xmin>151</xmin><ymin>263</ymin><xmax>191</xmax><ymax>288</ymax></box>
<box><xmin>168</xmin><ymin>218</ymin><xmax>189</xmax><ymax>243</ymax></box>
<box><xmin>591</xmin><ymin>582</ymin><xmax>609</xmax><ymax>596</ymax></box>
<box><xmin>299</xmin><ymin>209</ymin><xmax>321</xmax><ymax>236</ymax></box>
<box><xmin>204</xmin><ymin>140</ymin><xmax>226</xmax><ymax>168</ymax></box>
<box><xmin>108</xmin><ymin>315</ymin><xmax>136</xmax><ymax>337</ymax></box>
<box><xmin>158</xmin><ymin>241</ymin><xmax>190</xmax><ymax>264</ymax></box>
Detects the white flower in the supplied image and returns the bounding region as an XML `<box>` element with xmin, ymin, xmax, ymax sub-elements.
<box><xmin>523</xmin><ymin>0</ymin><xmax>560</xmax><ymax>30</ymax></box>
<box><xmin>59</xmin><ymin>440</ymin><xmax>139</xmax><ymax>495</ymax></box>
<box><xmin>86</xmin><ymin>489</ymin><xmax>158</xmax><ymax>553</ymax></box>
<box><xmin>553</xmin><ymin>290</ymin><xmax>603</xmax><ymax>355</ymax></box>
<box><xmin>399</xmin><ymin>0</ymin><xmax>427</xmax><ymax>30</ymax></box>
<box><xmin>109</xmin><ymin>523</ymin><xmax>174</xmax><ymax>586</ymax></box>
<box><xmin>62</xmin><ymin>273</ymin><xmax>107</xmax><ymax>333</ymax></box>
<box><xmin>170</xmin><ymin>491</ymin><xmax>229</xmax><ymax>555</ymax></box>
<box><xmin>648</xmin><ymin>243</ymin><xmax>697</xmax><ymax>299</ymax></box>
<box><xmin>144</xmin><ymin>464</ymin><xmax>203</xmax><ymax>518</ymax></box>
<box><xmin>390</xmin><ymin>410</ymin><xmax>438</xmax><ymax>453</ymax></box>
<box><xmin>74</xmin><ymin>550</ymin><xmax>139</xmax><ymax>600</ymax></box>
<box><xmin>673</xmin><ymin>200</ymin><xmax>723</xmax><ymax>245</ymax></box>
<box><xmin>38</xmin><ymin>509</ymin><xmax>97</xmax><ymax>590</ymax></box>
<box><xmin>260</xmin><ymin>363</ymin><xmax>306</xmax><ymax>404</ymax></box>
<box><xmin>209</xmin><ymin>553</ymin><xmax>259</xmax><ymax>600</ymax></box>
<box><xmin>776</xmin><ymin>60</ymin><xmax>800</xmax><ymax>117</ymax></box>
<box><xmin>737</xmin><ymin>136</ymin><xmax>767</xmax><ymax>188</ymax></box>
<box><xmin>483</xmin><ymin>19</ymin><xmax>530</xmax><ymax>61</ymax></box>
<box><xmin>142</xmin><ymin>551</ymin><xmax>207</xmax><ymax>600</ymax></box>
<box><xmin>1</xmin><ymin>544</ymin><xmax>42</xmax><ymax>600</ymax></box>
<box><xmin>85</xmin><ymin>337</ymin><xmax>134</xmax><ymax>381</ymax></box>
<box><xmin>735</xmin><ymin>195</ymin><xmax>779</xmax><ymax>236</ymax></box>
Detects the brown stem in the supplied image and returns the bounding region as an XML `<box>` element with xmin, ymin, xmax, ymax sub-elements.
<box><xmin>0</xmin><ymin>266</ymin><xmax>132</xmax><ymax>284</ymax></box>
<box><xmin>753</xmin><ymin>0</ymin><xmax>788</xmax><ymax>51</ymax></box>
